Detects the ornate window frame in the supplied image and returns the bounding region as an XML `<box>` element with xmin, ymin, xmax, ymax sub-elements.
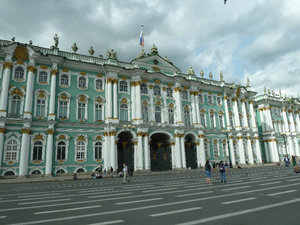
<box><xmin>59</xmin><ymin>72</ymin><xmax>71</xmax><ymax>88</ymax></box>
<box><xmin>166</xmin><ymin>87</ymin><xmax>173</xmax><ymax>98</ymax></box>
<box><xmin>209</xmin><ymin>109</ymin><xmax>216</xmax><ymax>128</ymax></box>
<box><xmin>34</xmin><ymin>90</ymin><xmax>49</xmax><ymax>119</ymax></box>
<box><xmin>12</xmin><ymin>64</ymin><xmax>27</xmax><ymax>82</ymax></box>
<box><xmin>55</xmin><ymin>134</ymin><xmax>70</xmax><ymax>163</ymax></box>
<box><xmin>119</xmin><ymin>98</ymin><xmax>129</xmax><ymax>121</ymax></box>
<box><xmin>8</xmin><ymin>87</ymin><xmax>25</xmax><ymax>118</ymax></box>
<box><xmin>207</xmin><ymin>94</ymin><xmax>213</xmax><ymax>105</ymax></box>
<box><xmin>76</xmin><ymin>94</ymin><xmax>89</xmax><ymax>121</ymax></box>
<box><xmin>95</xmin><ymin>78</ymin><xmax>104</xmax><ymax>92</ymax></box>
<box><xmin>93</xmin><ymin>135</ymin><xmax>103</xmax><ymax>162</ymax></box>
<box><xmin>77</xmin><ymin>75</ymin><xmax>88</xmax><ymax>90</ymax></box>
<box><xmin>37</xmin><ymin>67</ymin><xmax>50</xmax><ymax>85</ymax></box>
<box><xmin>142</xmin><ymin>100</ymin><xmax>149</xmax><ymax>123</ymax></box>
<box><xmin>30</xmin><ymin>133</ymin><xmax>46</xmax><ymax>164</ymax></box>
<box><xmin>204</xmin><ymin>138</ymin><xmax>210</xmax><ymax>158</ymax></box>
<box><xmin>57</xmin><ymin>92</ymin><xmax>71</xmax><ymax>120</ymax></box>
<box><xmin>200</xmin><ymin>109</ymin><xmax>206</xmax><ymax>127</ymax></box>
<box><xmin>199</xmin><ymin>93</ymin><xmax>204</xmax><ymax>104</ymax></box>
<box><xmin>140</xmin><ymin>83</ymin><xmax>148</xmax><ymax>95</ymax></box>
<box><xmin>153</xmin><ymin>85</ymin><xmax>161</xmax><ymax>97</ymax></box>
<box><xmin>3</xmin><ymin>134</ymin><xmax>21</xmax><ymax>165</ymax></box>
<box><xmin>217</xmin><ymin>96</ymin><xmax>222</xmax><ymax>106</ymax></box>
<box><xmin>119</xmin><ymin>80</ymin><xmax>128</xmax><ymax>93</ymax></box>
<box><xmin>168</xmin><ymin>103</ymin><xmax>174</xmax><ymax>124</ymax></box>
<box><xmin>182</xmin><ymin>90</ymin><xmax>189</xmax><ymax>101</ymax></box>
<box><xmin>183</xmin><ymin>105</ymin><xmax>191</xmax><ymax>126</ymax></box>
<box><xmin>218</xmin><ymin>111</ymin><xmax>225</xmax><ymax>129</ymax></box>
<box><xmin>94</xmin><ymin>96</ymin><xmax>105</xmax><ymax>122</ymax></box>
<box><xmin>213</xmin><ymin>139</ymin><xmax>220</xmax><ymax>158</ymax></box>
<box><xmin>74</xmin><ymin>135</ymin><xmax>88</xmax><ymax>163</ymax></box>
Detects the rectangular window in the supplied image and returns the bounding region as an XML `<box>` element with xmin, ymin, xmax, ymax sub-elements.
<box><xmin>36</xmin><ymin>99</ymin><xmax>45</xmax><ymax>117</ymax></box>
<box><xmin>200</xmin><ymin>113</ymin><xmax>206</xmax><ymax>127</ymax></box>
<box><xmin>78</xmin><ymin>102</ymin><xmax>86</xmax><ymax>120</ymax></box>
<box><xmin>208</xmin><ymin>95</ymin><xmax>213</xmax><ymax>104</ymax></box>
<box><xmin>58</xmin><ymin>100</ymin><xmax>68</xmax><ymax>119</ymax></box>
<box><xmin>95</xmin><ymin>104</ymin><xmax>102</xmax><ymax>121</ymax></box>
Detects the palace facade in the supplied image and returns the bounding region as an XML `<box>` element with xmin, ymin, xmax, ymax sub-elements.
<box><xmin>0</xmin><ymin>38</ymin><xmax>299</xmax><ymax>177</ymax></box>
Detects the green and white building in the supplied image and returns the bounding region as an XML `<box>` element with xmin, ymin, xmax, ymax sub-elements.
<box><xmin>0</xmin><ymin>38</ymin><xmax>299</xmax><ymax>177</ymax></box>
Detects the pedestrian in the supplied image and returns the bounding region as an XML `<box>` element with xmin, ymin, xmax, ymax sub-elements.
<box><xmin>73</xmin><ymin>173</ymin><xmax>78</xmax><ymax>180</ymax></box>
<box><xmin>122</xmin><ymin>163</ymin><xmax>130</xmax><ymax>184</ymax></box>
<box><xmin>91</xmin><ymin>172</ymin><xmax>96</xmax><ymax>179</ymax></box>
<box><xmin>110</xmin><ymin>166</ymin><xmax>114</xmax><ymax>177</ymax></box>
<box><xmin>292</xmin><ymin>155</ymin><xmax>296</xmax><ymax>167</ymax></box>
<box><xmin>205</xmin><ymin>160</ymin><xmax>212</xmax><ymax>184</ymax></box>
<box><xmin>212</xmin><ymin>161</ymin><xmax>216</xmax><ymax>172</ymax></box>
<box><xmin>219</xmin><ymin>160</ymin><xmax>226</xmax><ymax>183</ymax></box>
<box><xmin>284</xmin><ymin>155</ymin><xmax>290</xmax><ymax>167</ymax></box>
<box><xmin>225</xmin><ymin>160</ymin><xmax>229</xmax><ymax>172</ymax></box>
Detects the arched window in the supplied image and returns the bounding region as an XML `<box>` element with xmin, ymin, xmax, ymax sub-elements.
<box><xmin>95</xmin><ymin>102</ymin><xmax>103</xmax><ymax>121</ymax></box>
<box><xmin>119</xmin><ymin>81</ymin><xmax>128</xmax><ymax>92</ymax></box>
<box><xmin>210</xmin><ymin>113</ymin><xmax>215</xmax><ymax>128</ymax></box>
<box><xmin>57</xmin><ymin>141</ymin><xmax>66</xmax><ymax>160</ymax></box>
<box><xmin>95</xmin><ymin>141</ymin><xmax>102</xmax><ymax>160</ymax></box>
<box><xmin>167</xmin><ymin>88</ymin><xmax>173</xmax><ymax>98</ymax></box>
<box><xmin>219</xmin><ymin>114</ymin><xmax>224</xmax><ymax>129</ymax></box>
<box><xmin>204</xmin><ymin>140</ymin><xmax>210</xmax><ymax>158</ymax></box>
<box><xmin>184</xmin><ymin>108</ymin><xmax>190</xmax><ymax>126</ymax></box>
<box><xmin>168</xmin><ymin>106</ymin><xmax>174</xmax><ymax>124</ymax></box>
<box><xmin>38</xmin><ymin>71</ymin><xmax>47</xmax><ymax>83</ymax></box>
<box><xmin>120</xmin><ymin>104</ymin><xmax>128</xmax><ymax>121</ymax></box>
<box><xmin>199</xmin><ymin>94</ymin><xmax>204</xmax><ymax>103</ymax></box>
<box><xmin>233</xmin><ymin>141</ymin><xmax>238</xmax><ymax>157</ymax></box>
<box><xmin>223</xmin><ymin>141</ymin><xmax>228</xmax><ymax>157</ymax></box>
<box><xmin>182</xmin><ymin>90</ymin><xmax>188</xmax><ymax>100</ymax></box>
<box><xmin>154</xmin><ymin>85</ymin><xmax>161</xmax><ymax>96</ymax></box>
<box><xmin>11</xmin><ymin>95</ymin><xmax>21</xmax><ymax>117</ymax></box>
<box><xmin>95</xmin><ymin>79</ymin><xmax>103</xmax><ymax>90</ymax></box>
<box><xmin>155</xmin><ymin>106</ymin><xmax>161</xmax><ymax>123</ymax></box>
<box><xmin>239</xmin><ymin>115</ymin><xmax>243</xmax><ymax>128</ymax></box>
<box><xmin>229</xmin><ymin>112</ymin><xmax>234</xmax><ymax>127</ymax></box>
<box><xmin>14</xmin><ymin>67</ymin><xmax>24</xmax><ymax>80</ymax></box>
<box><xmin>213</xmin><ymin>140</ymin><xmax>219</xmax><ymax>157</ymax></box>
<box><xmin>56</xmin><ymin>169</ymin><xmax>65</xmax><ymax>174</ymax></box>
<box><xmin>36</xmin><ymin>98</ymin><xmax>46</xmax><ymax>118</ymax></box>
<box><xmin>78</xmin><ymin>77</ymin><xmax>86</xmax><ymax>89</ymax></box>
<box><xmin>140</xmin><ymin>84</ymin><xmax>148</xmax><ymax>94</ymax></box>
<box><xmin>61</xmin><ymin>74</ymin><xmax>69</xmax><ymax>86</ymax></box>
<box><xmin>200</xmin><ymin>112</ymin><xmax>206</xmax><ymax>127</ymax></box>
<box><xmin>5</xmin><ymin>139</ymin><xmax>18</xmax><ymax>161</ymax></box>
<box><xmin>31</xmin><ymin>170</ymin><xmax>41</xmax><ymax>175</ymax></box>
<box><xmin>142</xmin><ymin>103</ymin><xmax>149</xmax><ymax>123</ymax></box>
<box><xmin>76</xmin><ymin>141</ymin><xmax>86</xmax><ymax>160</ymax></box>
<box><xmin>33</xmin><ymin>141</ymin><xmax>43</xmax><ymax>161</ymax></box>
<box><xmin>217</xmin><ymin>96</ymin><xmax>222</xmax><ymax>105</ymax></box>
<box><xmin>207</xmin><ymin>95</ymin><xmax>213</xmax><ymax>104</ymax></box>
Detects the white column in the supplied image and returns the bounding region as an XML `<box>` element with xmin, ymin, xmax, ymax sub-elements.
<box><xmin>295</xmin><ymin>112</ymin><xmax>300</xmax><ymax>132</ymax></box>
<box><xmin>0</xmin><ymin>62</ymin><xmax>12</xmax><ymax>117</ymax></box>
<box><xmin>264</xmin><ymin>141</ymin><xmax>270</xmax><ymax>162</ymax></box>
<box><xmin>272</xmin><ymin>140</ymin><xmax>279</xmax><ymax>162</ymax></box>
<box><xmin>229</xmin><ymin>137</ymin><xmax>236</xmax><ymax>164</ymax></box>
<box><xmin>174</xmin><ymin>86</ymin><xmax>183</xmax><ymax>125</ymax></box>
<box><xmin>106</xmin><ymin>79</ymin><xmax>113</xmax><ymax>120</ymax></box>
<box><xmin>224</xmin><ymin>96</ymin><xmax>231</xmax><ymax>129</ymax></box>
<box><xmin>45</xmin><ymin>129</ymin><xmax>54</xmax><ymax>175</ymax></box>
<box><xmin>136</xmin><ymin>133</ymin><xmax>143</xmax><ymax>170</ymax></box>
<box><xmin>136</xmin><ymin>82</ymin><xmax>142</xmax><ymax>124</ymax></box>
<box><xmin>287</xmin><ymin>136</ymin><xmax>295</xmax><ymax>156</ymax></box>
<box><xmin>175</xmin><ymin>134</ymin><xmax>182</xmax><ymax>168</ymax></box>
<box><xmin>232</xmin><ymin>98</ymin><xmax>241</xmax><ymax>129</ymax></box>
<box><xmin>131</xmin><ymin>82</ymin><xmax>136</xmax><ymax>121</ymax></box>
<box><xmin>199</xmin><ymin>133</ymin><xmax>205</xmax><ymax>167</ymax></box>
<box><xmin>191</xmin><ymin>92</ymin><xmax>197</xmax><ymax>125</ymax></box>
<box><xmin>195</xmin><ymin>93</ymin><xmax>200</xmax><ymax>124</ymax></box>
<box><xmin>19</xmin><ymin>128</ymin><xmax>31</xmax><ymax>176</ymax></box>
<box><xmin>23</xmin><ymin>66</ymin><xmax>36</xmax><ymax>119</ymax></box>
<box><xmin>266</xmin><ymin>107</ymin><xmax>274</xmax><ymax>131</ymax></box>
<box><xmin>249</xmin><ymin>101</ymin><xmax>257</xmax><ymax>131</ymax></box>
<box><xmin>103</xmin><ymin>132</ymin><xmax>109</xmax><ymax>169</ymax></box>
<box><xmin>171</xmin><ymin>142</ymin><xmax>176</xmax><ymax>169</ymax></box>
<box><xmin>113</xmin><ymin>80</ymin><xmax>118</xmax><ymax>120</ymax></box>
<box><xmin>133</xmin><ymin>141</ymin><xmax>138</xmax><ymax>171</ymax></box>
<box><xmin>180</xmin><ymin>135</ymin><xmax>186</xmax><ymax>168</ymax></box>
<box><xmin>259</xmin><ymin>109</ymin><xmax>266</xmax><ymax>131</ymax></box>
<box><xmin>149</xmin><ymin>87</ymin><xmax>154</xmax><ymax>122</ymax></box>
<box><xmin>282</xmin><ymin>109</ymin><xmax>289</xmax><ymax>133</ymax></box>
<box><xmin>288</xmin><ymin>110</ymin><xmax>296</xmax><ymax>133</ymax></box>
<box><xmin>144</xmin><ymin>134</ymin><xmax>150</xmax><ymax>170</ymax></box>
<box><xmin>0</xmin><ymin>128</ymin><xmax>5</xmax><ymax>168</ymax></box>
<box><xmin>241</xmin><ymin>100</ymin><xmax>249</xmax><ymax>128</ymax></box>
<box><xmin>293</xmin><ymin>137</ymin><xmax>300</xmax><ymax>156</ymax></box>
<box><xmin>237</xmin><ymin>135</ymin><xmax>245</xmax><ymax>164</ymax></box>
<box><xmin>247</xmin><ymin>136</ymin><xmax>254</xmax><ymax>164</ymax></box>
<box><xmin>110</xmin><ymin>132</ymin><xmax>117</xmax><ymax>170</ymax></box>
<box><xmin>254</xmin><ymin>136</ymin><xmax>262</xmax><ymax>163</ymax></box>
<box><xmin>48</xmin><ymin>69</ymin><xmax>57</xmax><ymax>120</ymax></box>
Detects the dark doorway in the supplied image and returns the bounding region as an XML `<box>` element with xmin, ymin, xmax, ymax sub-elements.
<box><xmin>117</xmin><ymin>131</ymin><xmax>134</xmax><ymax>173</ymax></box>
<box><xmin>185</xmin><ymin>134</ymin><xmax>197</xmax><ymax>169</ymax></box>
<box><xmin>150</xmin><ymin>133</ymin><xmax>172</xmax><ymax>171</ymax></box>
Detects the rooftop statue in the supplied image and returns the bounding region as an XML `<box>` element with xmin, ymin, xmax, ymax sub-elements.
<box><xmin>29</xmin><ymin>40</ymin><xmax>33</xmax><ymax>45</ymax></box>
<box><xmin>209</xmin><ymin>72</ymin><xmax>213</xmax><ymax>79</ymax></box>
<box><xmin>107</xmin><ymin>49</ymin><xmax>117</xmax><ymax>60</ymax></box>
<box><xmin>219</xmin><ymin>71</ymin><xmax>223</xmax><ymax>81</ymax></box>
<box><xmin>164</xmin><ymin>56</ymin><xmax>171</xmax><ymax>63</ymax></box>
<box><xmin>72</xmin><ymin>42</ymin><xmax>78</xmax><ymax>53</ymax></box>
<box><xmin>136</xmin><ymin>49</ymin><xmax>146</xmax><ymax>59</ymax></box>
<box><xmin>11</xmin><ymin>37</ymin><xmax>15</xmax><ymax>43</ymax></box>
<box><xmin>268</xmin><ymin>89</ymin><xmax>271</xmax><ymax>95</ymax></box>
<box><xmin>187</xmin><ymin>66</ymin><xmax>195</xmax><ymax>75</ymax></box>
<box><xmin>54</xmin><ymin>34</ymin><xmax>59</xmax><ymax>48</ymax></box>
<box><xmin>279</xmin><ymin>89</ymin><xmax>282</xmax><ymax>97</ymax></box>
<box><xmin>264</xmin><ymin>86</ymin><xmax>266</xmax><ymax>95</ymax></box>
<box><xmin>246</xmin><ymin>77</ymin><xmax>250</xmax><ymax>87</ymax></box>
<box><xmin>200</xmin><ymin>70</ymin><xmax>204</xmax><ymax>78</ymax></box>
<box><xmin>88</xmin><ymin>46</ymin><xmax>95</xmax><ymax>56</ymax></box>
<box><xmin>151</xmin><ymin>44</ymin><xmax>158</xmax><ymax>55</ymax></box>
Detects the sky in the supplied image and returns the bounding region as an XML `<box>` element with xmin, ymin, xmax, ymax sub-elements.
<box><xmin>0</xmin><ymin>0</ymin><xmax>299</xmax><ymax>97</ymax></box>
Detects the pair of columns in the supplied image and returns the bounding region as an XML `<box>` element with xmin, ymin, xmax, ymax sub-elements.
<box><xmin>105</xmin><ymin>78</ymin><xmax>118</xmax><ymax>121</ymax></box>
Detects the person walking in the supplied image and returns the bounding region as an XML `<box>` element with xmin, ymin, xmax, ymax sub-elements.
<box><xmin>292</xmin><ymin>155</ymin><xmax>297</xmax><ymax>167</ymax></box>
<box><xmin>205</xmin><ymin>160</ymin><xmax>212</xmax><ymax>184</ymax></box>
<box><xmin>219</xmin><ymin>160</ymin><xmax>226</xmax><ymax>183</ymax></box>
<box><xmin>225</xmin><ymin>160</ymin><xmax>229</xmax><ymax>173</ymax></box>
<box><xmin>212</xmin><ymin>161</ymin><xmax>216</xmax><ymax>172</ymax></box>
<box><xmin>284</xmin><ymin>155</ymin><xmax>290</xmax><ymax>167</ymax></box>
<box><xmin>122</xmin><ymin>163</ymin><xmax>130</xmax><ymax>184</ymax></box>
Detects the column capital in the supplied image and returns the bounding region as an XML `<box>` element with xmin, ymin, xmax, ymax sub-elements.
<box><xmin>47</xmin><ymin>129</ymin><xmax>55</xmax><ymax>135</ymax></box>
<box><xmin>51</xmin><ymin>69</ymin><xmax>58</xmax><ymax>75</ymax></box>
<box><xmin>21</xmin><ymin>128</ymin><xmax>32</xmax><ymax>134</ymax></box>
<box><xmin>0</xmin><ymin>128</ymin><xmax>6</xmax><ymax>133</ymax></box>
<box><xmin>27</xmin><ymin>65</ymin><xmax>36</xmax><ymax>73</ymax></box>
<box><xmin>3</xmin><ymin>62</ymin><xmax>13</xmax><ymax>69</ymax></box>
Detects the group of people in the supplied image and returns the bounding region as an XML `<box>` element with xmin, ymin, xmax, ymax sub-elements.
<box><xmin>205</xmin><ymin>160</ymin><xmax>228</xmax><ymax>184</ymax></box>
<box><xmin>283</xmin><ymin>155</ymin><xmax>300</xmax><ymax>173</ymax></box>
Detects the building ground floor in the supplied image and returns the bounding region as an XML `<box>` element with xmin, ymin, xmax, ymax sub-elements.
<box><xmin>0</xmin><ymin>122</ymin><xmax>299</xmax><ymax>177</ymax></box>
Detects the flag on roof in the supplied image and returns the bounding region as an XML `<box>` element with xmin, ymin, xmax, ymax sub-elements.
<box><xmin>139</xmin><ymin>24</ymin><xmax>144</xmax><ymax>47</ymax></box>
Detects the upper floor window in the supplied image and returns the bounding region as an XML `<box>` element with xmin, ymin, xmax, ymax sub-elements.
<box><xmin>76</xmin><ymin>141</ymin><xmax>86</xmax><ymax>160</ymax></box>
<box><xmin>219</xmin><ymin>114</ymin><xmax>224</xmax><ymax>129</ymax></box>
<box><xmin>78</xmin><ymin>102</ymin><xmax>86</xmax><ymax>120</ymax></box>
<box><xmin>167</xmin><ymin>88</ymin><xmax>173</xmax><ymax>98</ymax></box>
<box><xmin>95</xmin><ymin>102</ymin><xmax>103</xmax><ymax>121</ymax></box>
<box><xmin>60</xmin><ymin>74</ymin><xmax>69</xmax><ymax>86</ymax></box>
<box><xmin>210</xmin><ymin>113</ymin><xmax>215</xmax><ymax>128</ymax></box>
<box><xmin>5</xmin><ymin>139</ymin><xmax>18</xmax><ymax>161</ymax></box>
<box><xmin>155</xmin><ymin>106</ymin><xmax>161</xmax><ymax>123</ymax></box>
<box><xmin>208</xmin><ymin>95</ymin><xmax>213</xmax><ymax>104</ymax></box>
<box><xmin>120</xmin><ymin>104</ymin><xmax>128</xmax><ymax>121</ymax></box>
<box><xmin>94</xmin><ymin>142</ymin><xmax>102</xmax><ymax>160</ymax></box>
<box><xmin>141</xmin><ymin>84</ymin><xmax>148</xmax><ymax>94</ymax></box>
<box><xmin>182</xmin><ymin>90</ymin><xmax>188</xmax><ymax>101</ymax></box>
<box><xmin>58</xmin><ymin>99</ymin><xmax>68</xmax><ymax>119</ymax></box>
<box><xmin>57</xmin><ymin>141</ymin><xmax>66</xmax><ymax>160</ymax></box>
<box><xmin>200</xmin><ymin>112</ymin><xmax>206</xmax><ymax>127</ymax></box>
<box><xmin>95</xmin><ymin>79</ymin><xmax>103</xmax><ymax>90</ymax></box>
<box><xmin>213</xmin><ymin>141</ymin><xmax>219</xmax><ymax>157</ymax></box>
<box><xmin>168</xmin><ymin>106</ymin><xmax>174</xmax><ymax>124</ymax></box>
<box><xmin>38</xmin><ymin>71</ymin><xmax>48</xmax><ymax>84</ymax></box>
<box><xmin>36</xmin><ymin>98</ymin><xmax>46</xmax><ymax>118</ymax></box>
<box><xmin>199</xmin><ymin>94</ymin><xmax>204</xmax><ymax>103</ymax></box>
<box><xmin>33</xmin><ymin>141</ymin><xmax>43</xmax><ymax>161</ymax></box>
<box><xmin>204</xmin><ymin>140</ymin><xmax>210</xmax><ymax>158</ymax></box>
<box><xmin>227</xmin><ymin>99</ymin><xmax>231</xmax><ymax>107</ymax></box>
<box><xmin>217</xmin><ymin>96</ymin><xmax>222</xmax><ymax>105</ymax></box>
<box><xmin>154</xmin><ymin>85</ymin><xmax>161</xmax><ymax>96</ymax></box>
<box><xmin>78</xmin><ymin>77</ymin><xmax>87</xmax><ymax>89</ymax></box>
<box><xmin>10</xmin><ymin>95</ymin><xmax>22</xmax><ymax>118</ymax></box>
<box><xmin>14</xmin><ymin>67</ymin><xmax>24</xmax><ymax>80</ymax></box>
<box><xmin>119</xmin><ymin>81</ymin><xmax>128</xmax><ymax>92</ymax></box>
<box><xmin>142</xmin><ymin>102</ymin><xmax>149</xmax><ymax>123</ymax></box>
<box><xmin>184</xmin><ymin>108</ymin><xmax>190</xmax><ymax>126</ymax></box>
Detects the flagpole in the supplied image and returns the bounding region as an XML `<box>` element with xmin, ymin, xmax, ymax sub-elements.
<box><xmin>140</xmin><ymin>24</ymin><xmax>144</xmax><ymax>50</ymax></box>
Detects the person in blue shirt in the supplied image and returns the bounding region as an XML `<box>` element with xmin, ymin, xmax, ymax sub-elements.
<box><xmin>205</xmin><ymin>160</ymin><xmax>212</xmax><ymax>184</ymax></box>
<box><xmin>219</xmin><ymin>161</ymin><xmax>226</xmax><ymax>183</ymax></box>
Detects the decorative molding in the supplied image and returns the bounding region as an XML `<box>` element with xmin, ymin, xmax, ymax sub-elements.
<box><xmin>21</xmin><ymin>128</ymin><xmax>32</xmax><ymax>134</ymax></box>
<box><xmin>3</xmin><ymin>62</ymin><xmax>13</xmax><ymax>69</ymax></box>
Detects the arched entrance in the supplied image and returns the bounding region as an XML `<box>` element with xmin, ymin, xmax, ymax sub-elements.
<box><xmin>117</xmin><ymin>131</ymin><xmax>134</xmax><ymax>173</ymax></box>
<box><xmin>185</xmin><ymin>134</ymin><xmax>197</xmax><ymax>169</ymax></box>
<box><xmin>150</xmin><ymin>133</ymin><xmax>172</xmax><ymax>171</ymax></box>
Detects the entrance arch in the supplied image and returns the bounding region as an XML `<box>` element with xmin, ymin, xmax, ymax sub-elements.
<box><xmin>150</xmin><ymin>133</ymin><xmax>172</xmax><ymax>171</ymax></box>
<box><xmin>185</xmin><ymin>134</ymin><xmax>197</xmax><ymax>169</ymax></box>
<box><xmin>117</xmin><ymin>131</ymin><xmax>134</xmax><ymax>173</ymax></box>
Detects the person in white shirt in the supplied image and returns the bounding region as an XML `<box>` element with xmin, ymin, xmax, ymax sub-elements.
<box><xmin>122</xmin><ymin>163</ymin><xmax>130</xmax><ymax>184</ymax></box>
